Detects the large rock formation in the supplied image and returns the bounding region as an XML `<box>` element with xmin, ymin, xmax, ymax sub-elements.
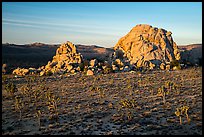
<box><xmin>39</xmin><ymin>41</ymin><xmax>83</xmax><ymax>76</ymax></box>
<box><xmin>114</xmin><ymin>24</ymin><xmax>181</xmax><ymax>69</ymax></box>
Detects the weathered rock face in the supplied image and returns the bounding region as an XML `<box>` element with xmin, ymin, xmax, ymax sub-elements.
<box><xmin>39</xmin><ymin>41</ymin><xmax>83</xmax><ymax>76</ymax></box>
<box><xmin>52</xmin><ymin>41</ymin><xmax>82</xmax><ymax>64</ymax></box>
<box><xmin>114</xmin><ymin>24</ymin><xmax>181</xmax><ymax>68</ymax></box>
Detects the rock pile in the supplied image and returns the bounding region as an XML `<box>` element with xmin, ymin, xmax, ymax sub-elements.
<box><xmin>39</xmin><ymin>41</ymin><xmax>83</xmax><ymax>76</ymax></box>
<box><xmin>108</xmin><ymin>49</ymin><xmax>135</xmax><ymax>72</ymax></box>
<box><xmin>114</xmin><ymin>24</ymin><xmax>181</xmax><ymax>70</ymax></box>
<box><xmin>12</xmin><ymin>68</ymin><xmax>30</xmax><ymax>76</ymax></box>
<box><xmin>85</xmin><ymin>59</ymin><xmax>102</xmax><ymax>75</ymax></box>
<box><xmin>12</xmin><ymin>67</ymin><xmax>39</xmax><ymax>76</ymax></box>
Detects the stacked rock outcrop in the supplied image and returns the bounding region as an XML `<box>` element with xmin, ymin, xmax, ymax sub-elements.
<box><xmin>39</xmin><ymin>41</ymin><xmax>83</xmax><ymax>76</ymax></box>
<box><xmin>114</xmin><ymin>24</ymin><xmax>181</xmax><ymax>70</ymax></box>
<box><xmin>12</xmin><ymin>67</ymin><xmax>39</xmax><ymax>76</ymax></box>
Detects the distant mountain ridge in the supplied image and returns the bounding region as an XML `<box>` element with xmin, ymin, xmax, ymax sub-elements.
<box><xmin>178</xmin><ymin>44</ymin><xmax>202</xmax><ymax>65</ymax></box>
<box><xmin>178</xmin><ymin>44</ymin><xmax>202</xmax><ymax>50</ymax></box>
<box><xmin>2</xmin><ymin>42</ymin><xmax>201</xmax><ymax>49</ymax></box>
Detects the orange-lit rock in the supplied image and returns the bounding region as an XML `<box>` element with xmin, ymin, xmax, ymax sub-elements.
<box><xmin>114</xmin><ymin>24</ymin><xmax>181</xmax><ymax>69</ymax></box>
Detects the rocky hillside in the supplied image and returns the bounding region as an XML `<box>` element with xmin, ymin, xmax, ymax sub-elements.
<box><xmin>178</xmin><ymin>44</ymin><xmax>202</xmax><ymax>65</ymax></box>
<box><xmin>2</xmin><ymin>43</ymin><xmax>59</xmax><ymax>72</ymax></box>
<box><xmin>76</xmin><ymin>44</ymin><xmax>114</xmax><ymax>61</ymax></box>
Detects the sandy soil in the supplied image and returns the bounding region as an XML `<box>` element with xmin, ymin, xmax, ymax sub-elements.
<box><xmin>2</xmin><ymin>67</ymin><xmax>202</xmax><ymax>135</ymax></box>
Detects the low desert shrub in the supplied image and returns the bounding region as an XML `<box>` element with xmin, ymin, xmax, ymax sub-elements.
<box><xmin>118</xmin><ymin>98</ymin><xmax>137</xmax><ymax>121</ymax></box>
<box><xmin>2</xmin><ymin>75</ymin><xmax>8</xmax><ymax>84</ymax></box>
<box><xmin>170</xmin><ymin>59</ymin><xmax>181</xmax><ymax>70</ymax></box>
<box><xmin>103</xmin><ymin>67</ymin><xmax>113</xmax><ymax>74</ymax></box>
<box><xmin>5</xmin><ymin>82</ymin><xmax>18</xmax><ymax>96</ymax></box>
<box><xmin>45</xmin><ymin>71</ymin><xmax>53</xmax><ymax>76</ymax></box>
<box><xmin>175</xmin><ymin>105</ymin><xmax>190</xmax><ymax>125</ymax></box>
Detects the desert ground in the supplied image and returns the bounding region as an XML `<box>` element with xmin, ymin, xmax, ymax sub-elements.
<box><xmin>2</xmin><ymin>66</ymin><xmax>202</xmax><ymax>135</ymax></box>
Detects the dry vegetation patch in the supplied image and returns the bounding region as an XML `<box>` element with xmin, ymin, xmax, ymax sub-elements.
<box><xmin>2</xmin><ymin>67</ymin><xmax>202</xmax><ymax>135</ymax></box>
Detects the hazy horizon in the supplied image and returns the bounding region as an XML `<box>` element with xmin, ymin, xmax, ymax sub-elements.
<box><xmin>2</xmin><ymin>2</ymin><xmax>202</xmax><ymax>48</ymax></box>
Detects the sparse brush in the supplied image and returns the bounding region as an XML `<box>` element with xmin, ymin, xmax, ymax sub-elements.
<box><xmin>110</xmin><ymin>79</ymin><xmax>114</xmax><ymax>85</ymax></box>
<box><xmin>89</xmin><ymin>85</ymin><xmax>100</xmax><ymax>92</ymax></box>
<box><xmin>138</xmin><ymin>79</ymin><xmax>142</xmax><ymax>87</ymax></box>
<box><xmin>175</xmin><ymin>105</ymin><xmax>191</xmax><ymax>125</ymax></box>
<box><xmin>45</xmin><ymin>90</ymin><xmax>54</xmax><ymax>101</ymax></box>
<box><xmin>175</xmin><ymin>108</ymin><xmax>182</xmax><ymax>125</ymax></box>
<box><xmin>30</xmin><ymin>76</ymin><xmax>36</xmax><ymax>83</ymax></box>
<box><xmin>120</xmin><ymin>98</ymin><xmax>136</xmax><ymax>109</ymax></box>
<box><xmin>26</xmin><ymin>76</ymin><xmax>36</xmax><ymax>83</ymax></box>
<box><xmin>5</xmin><ymin>82</ymin><xmax>18</xmax><ymax>97</ymax></box>
<box><xmin>119</xmin><ymin>98</ymin><xmax>137</xmax><ymax>122</ymax></box>
<box><xmin>127</xmin><ymin>111</ymin><xmax>133</xmax><ymax>121</ymax></box>
<box><xmin>46</xmin><ymin>93</ymin><xmax>60</xmax><ymax>122</ymax></box>
<box><xmin>165</xmin><ymin>81</ymin><xmax>174</xmax><ymax>92</ymax></box>
<box><xmin>89</xmin><ymin>86</ymin><xmax>95</xmax><ymax>91</ymax></box>
<box><xmin>78</xmin><ymin>62</ymin><xmax>85</xmax><ymax>71</ymax></box>
<box><xmin>36</xmin><ymin>110</ymin><xmax>42</xmax><ymax>127</ymax></box>
<box><xmin>127</xmin><ymin>79</ymin><xmax>132</xmax><ymax>90</ymax></box>
<box><xmin>183</xmin><ymin>106</ymin><xmax>191</xmax><ymax>124</ymax></box>
<box><xmin>45</xmin><ymin>71</ymin><xmax>53</xmax><ymax>76</ymax></box>
<box><xmin>157</xmin><ymin>85</ymin><xmax>169</xmax><ymax>104</ymax></box>
<box><xmin>33</xmin><ymin>89</ymin><xmax>43</xmax><ymax>110</ymax></box>
<box><xmin>103</xmin><ymin>67</ymin><xmax>113</xmax><ymax>74</ymax></box>
<box><xmin>165</xmin><ymin>81</ymin><xmax>181</xmax><ymax>95</ymax></box>
<box><xmin>126</xmin><ymin>79</ymin><xmax>134</xmax><ymax>96</ymax></box>
<box><xmin>150</xmin><ymin>88</ymin><xmax>154</xmax><ymax>96</ymax></box>
<box><xmin>170</xmin><ymin>59</ymin><xmax>181</xmax><ymax>70</ymax></box>
<box><xmin>14</xmin><ymin>96</ymin><xmax>24</xmax><ymax>120</ymax></box>
<box><xmin>99</xmin><ymin>89</ymin><xmax>105</xmax><ymax>98</ymax></box>
<box><xmin>22</xmin><ymin>84</ymin><xmax>33</xmax><ymax>102</ymax></box>
<box><xmin>172</xmin><ymin>83</ymin><xmax>180</xmax><ymax>94</ymax></box>
<box><xmin>2</xmin><ymin>75</ymin><xmax>8</xmax><ymax>84</ymax></box>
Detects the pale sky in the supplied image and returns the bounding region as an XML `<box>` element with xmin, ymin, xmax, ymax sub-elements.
<box><xmin>2</xmin><ymin>2</ymin><xmax>202</xmax><ymax>48</ymax></box>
